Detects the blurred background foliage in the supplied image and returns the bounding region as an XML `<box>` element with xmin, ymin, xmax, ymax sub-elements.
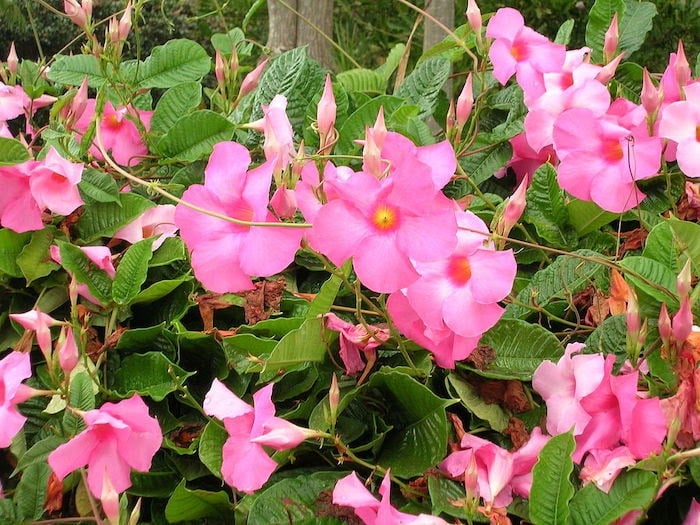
<box><xmin>1</xmin><ymin>1</ymin><xmax>698</xmax><ymax>74</ymax></box>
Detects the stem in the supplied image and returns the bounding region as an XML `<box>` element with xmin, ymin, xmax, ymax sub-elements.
<box><xmin>80</xmin><ymin>470</ymin><xmax>106</xmax><ymax>525</ymax></box>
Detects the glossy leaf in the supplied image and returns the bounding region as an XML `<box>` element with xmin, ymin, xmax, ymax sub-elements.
<box><xmin>76</xmin><ymin>192</ymin><xmax>154</xmax><ymax>242</ymax></box>
<box><xmin>0</xmin><ymin>137</ymin><xmax>30</xmax><ymax>165</ymax></box>
<box><xmin>156</xmin><ymin>110</ymin><xmax>235</xmax><ymax>162</ymax></box>
<box><xmin>137</xmin><ymin>39</ymin><xmax>211</xmax><ymax>89</ymax></box>
<box><xmin>111</xmin><ymin>352</ymin><xmax>194</xmax><ymax>401</ymax></box>
<box><xmin>530</xmin><ymin>432</ymin><xmax>575</xmax><ymax>525</ymax></box>
<box><xmin>112</xmin><ymin>237</ymin><xmax>156</xmax><ymax>305</ymax></box>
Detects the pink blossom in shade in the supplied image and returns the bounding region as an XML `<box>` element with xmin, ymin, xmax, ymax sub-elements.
<box><xmin>552</xmin><ymin>106</ymin><xmax>662</xmax><ymax>213</ymax></box>
<box><xmin>10</xmin><ymin>309</ymin><xmax>61</xmax><ymax>356</ymax></box>
<box><xmin>683</xmin><ymin>499</ymin><xmax>700</xmax><ymax>525</ymax></box>
<box><xmin>485</xmin><ymin>8</ymin><xmax>565</xmax><ymax>94</ymax></box>
<box><xmin>661</xmin><ymin>366</ymin><xmax>700</xmax><ymax>447</ymax></box>
<box><xmin>308</xmin><ymin>165</ymin><xmax>458</xmax><ymax>294</ymax></box>
<box><xmin>248</xmin><ymin>94</ymin><xmax>295</xmax><ymax>175</ymax></box>
<box><xmin>0</xmin><ymin>351</ymin><xmax>34</xmax><ymax>448</ymax></box>
<box><xmin>404</xmin><ymin>209</ymin><xmax>516</xmax><ymax>340</ymax></box>
<box><xmin>48</xmin><ymin>395</ymin><xmax>162</xmax><ymax>513</ymax></box>
<box><xmin>658</xmin><ymin>83</ymin><xmax>700</xmax><ymax>178</ymax></box>
<box><xmin>332</xmin><ymin>471</ymin><xmax>448</xmax><ymax>525</ymax></box>
<box><xmin>203</xmin><ymin>379</ymin><xmax>314</xmax><ymax>494</ymax></box>
<box><xmin>386</xmin><ymin>290</ymin><xmax>480</xmax><ymax>369</ymax></box>
<box><xmin>112</xmin><ymin>204</ymin><xmax>177</xmax><ymax>251</ymax></box>
<box><xmin>0</xmin><ymin>163</ymin><xmax>44</xmax><ymax>232</ymax></box>
<box><xmin>28</xmin><ymin>147</ymin><xmax>84</xmax><ymax>216</ymax></box>
<box><xmin>499</xmin><ymin>132</ymin><xmax>557</xmax><ymax>184</ymax></box>
<box><xmin>324</xmin><ymin>313</ymin><xmax>389</xmax><ymax>375</ymax></box>
<box><xmin>50</xmin><ymin>245</ymin><xmax>116</xmax><ymax>305</ymax></box>
<box><xmin>175</xmin><ymin>142</ymin><xmax>303</xmax><ymax>293</ymax></box>
<box><xmin>580</xmin><ymin>446</ymin><xmax>635</xmax><ymax>493</ymax></box>
<box><xmin>74</xmin><ymin>99</ymin><xmax>152</xmax><ymax>167</ymax></box>
<box><xmin>0</xmin><ymin>83</ymin><xmax>27</xmax><ymax>121</ymax></box>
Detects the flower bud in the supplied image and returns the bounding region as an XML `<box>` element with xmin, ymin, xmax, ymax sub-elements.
<box><xmin>626</xmin><ymin>288</ymin><xmax>641</xmax><ymax>337</ymax></box>
<box><xmin>674</xmin><ymin>41</ymin><xmax>691</xmax><ymax>93</ymax></box>
<box><xmin>466</xmin><ymin>0</ymin><xmax>482</xmax><ymax>35</ymax></box>
<box><xmin>56</xmin><ymin>326</ymin><xmax>79</xmax><ymax>374</ymax></box>
<box><xmin>64</xmin><ymin>0</ymin><xmax>90</xmax><ymax>31</ymax></box>
<box><xmin>215</xmin><ymin>50</ymin><xmax>226</xmax><ymax>87</ymax></box>
<box><xmin>677</xmin><ymin>259</ymin><xmax>692</xmax><ymax>300</ymax></box>
<box><xmin>672</xmin><ymin>297</ymin><xmax>693</xmax><ymax>344</ymax></box>
<box><xmin>502</xmin><ymin>178</ymin><xmax>527</xmax><ymax>233</ymax></box>
<box><xmin>603</xmin><ymin>13</ymin><xmax>619</xmax><ymax>63</ymax></box>
<box><xmin>329</xmin><ymin>373</ymin><xmax>340</xmax><ymax>425</ymax></box>
<box><xmin>317</xmin><ymin>74</ymin><xmax>336</xmax><ymax>144</ymax></box>
<box><xmin>118</xmin><ymin>2</ymin><xmax>132</xmax><ymax>42</ymax></box>
<box><xmin>641</xmin><ymin>68</ymin><xmax>663</xmax><ymax>120</ymax></box>
<box><xmin>456</xmin><ymin>73</ymin><xmax>473</xmax><ymax>128</ymax></box>
<box><xmin>238</xmin><ymin>58</ymin><xmax>268</xmax><ymax>99</ymax></box>
<box><xmin>595</xmin><ymin>52</ymin><xmax>624</xmax><ymax>83</ymax></box>
<box><xmin>6</xmin><ymin>42</ymin><xmax>18</xmax><ymax>75</ymax></box>
<box><xmin>658</xmin><ymin>303</ymin><xmax>672</xmax><ymax>345</ymax></box>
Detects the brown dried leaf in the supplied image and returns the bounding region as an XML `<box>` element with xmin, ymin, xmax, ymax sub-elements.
<box><xmin>585</xmin><ymin>289</ymin><xmax>610</xmax><ymax>327</ymax></box>
<box><xmin>44</xmin><ymin>472</ymin><xmax>64</xmax><ymax>513</ymax></box>
<box><xmin>503</xmin><ymin>381</ymin><xmax>530</xmax><ymax>413</ymax></box>
<box><xmin>466</xmin><ymin>344</ymin><xmax>496</xmax><ymax>370</ymax></box>
<box><xmin>242</xmin><ymin>278</ymin><xmax>286</xmax><ymax>325</ymax></box>
<box><xmin>504</xmin><ymin>418</ymin><xmax>529</xmax><ymax>450</ymax></box>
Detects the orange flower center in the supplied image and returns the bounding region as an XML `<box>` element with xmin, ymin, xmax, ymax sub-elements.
<box><xmin>696</xmin><ymin>125</ymin><xmax>700</xmax><ymax>142</ymax></box>
<box><xmin>104</xmin><ymin>113</ymin><xmax>123</xmax><ymax>130</ymax></box>
<box><xmin>602</xmin><ymin>138</ymin><xmax>623</xmax><ymax>162</ymax></box>
<box><xmin>510</xmin><ymin>42</ymin><xmax>527</xmax><ymax>61</ymax></box>
<box><xmin>372</xmin><ymin>205</ymin><xmax>398</xmax><ymax>231</ymax></box>
<box><xmin>51</xmin><ymin>172</ymin><xmax>65</xmax><ymax>184</ymax></box>
<box><xmin>447</xmin><ymin>256</ymin><xmax>472</xmax><ymax>285</ymax></box>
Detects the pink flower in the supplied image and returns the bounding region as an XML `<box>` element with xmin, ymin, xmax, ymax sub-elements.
<box><xmin>658</xmin><ymin>83</ymin><xmax>700</xmax><ymax>178</ymax></box>
<box><xmin>74</xmin><ymin>99</ymin><xmax>152</xmax><ymax>167</ymax></box>
<box><xmin>203</xmin><ymin>379</ymin><xmax>316</xmax><ymax>494</ymax></box>
<box><xmin>661</xmin><ymin>41</ymin><xmax>692</xmax><ymax>104</ymax></box>
<box><xmin>0</xmin><ymin>83</ymin><xmax>27</xmax><ymax>121</ymax></box>
<box><xmin>56</xmin><ymin>326</ymin><xmax>79</xmax><ymax>373</ymax></box>
<box><xmin>48</xmin><ymin>394</ymin><xmax>162</xmax><ymax>517</ymax></box>
<box><xmin>50</xmin><ymin>245</ymin><xmax>116</xmax><ymax>305</ymax></box>
<box><xmin>28</xmin><ymin>147</ymin><xmax>84</xmax><ymax>216</ymax></box>
<box><xmin>0</xmin><ymin>163</ymin><xmax>43</xmax><ymax>232</ymax></box>
<box><xmin>112</xmin><ymin>204</ymin><xmax>178</xmax><ymax>250</ymax></box>
<box><xmin>683</xmin><ymin>499</ymin><xmax>700</xmax><ymax>525</ymax></box>
<box><xmin>332</xmin><ymin>470</ymin><xmax>448</xmax><ymax>524</ymax></box>
<box><xmin>0</xmin><ymin>351</ymin><xmax>34</xmax><ymax>448</ymax></box>
<box><xmin>175</xmin><ymin>141</ymin><xmax>303</xmax><ymax>293</ymax></box>
<box><xmin>580</xmin><ymin>446</ymin><xmax>635</xmax><ymax>493</ymax></box>
<box><xmin>64</xmin><ymin>0</ymin><xmax>92</xmax><ymax>30</ymax></box>
<box><xmin>498</xmin><ymin>132</ymin><xmax>557</xmax><ymax>185</ymax></box>
<box><xmin>249</xmin><ymin>94</ymin><xmax>294</xmax><ymax>175</ymax></box>
<box><xmin>486</xmin><ymin>8</ymin><xmax>565</xmax><ymax>95</ymax></box>
<box><xmin>10</xmin><ymin>309</ymin><xmax>61</xmax><ymax>355</ymax></box>
<box><xmin>324</xmin><ymin>313</ymin><xmax>389</xmax><ymax>375</ymax></box>
<box><xmin>238</xmin><ymin>59</ymin><xmax>269</xmax><ymax>100</ymax></box>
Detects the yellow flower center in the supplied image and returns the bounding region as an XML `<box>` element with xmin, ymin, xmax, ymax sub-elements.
<box><xmin>372</xmin><ymin>205</ymin><xmax>398</xmax><ymax>231</ymax></box>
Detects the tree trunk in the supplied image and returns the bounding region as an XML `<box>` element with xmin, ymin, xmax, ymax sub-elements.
<box><xmin>423</xmin><ymin>0</ymin><xmax>454</xmax><ymax>93</ymax></box>
<box><xmin>266</xmin><ymin>0</ymin><xmax>298</xmax><ymax>56</ymax></box>
<box><xmin>297</xmin><ymin>0</ymin><xmax>335</xmax><ymax>69</ymax></box>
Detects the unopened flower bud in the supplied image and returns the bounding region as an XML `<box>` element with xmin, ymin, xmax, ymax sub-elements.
<box><xmin>329</xmin><ymin>373</ymin><xmax>340</xmax><ymax>424</ymax></box>
<box><xmin>672</xmin><ymin>297</ymin><xmax>693</xmax><ymax>343</ymax></box>
<box><xmin>317</xmin><ymin>74</ymin><xmax>336</xmax><ymax>144</ymax></box>
<box><xmin>626</xmin><ymin>288</ymin><xmax>641</xmax><ymax>336</ymax></box>
<box><xmin>215</xmin><ymin>51</ymin><xmax>226</xmax><ymax>87</ymax></box>
<box><xmin>603</xmin><ymin>13</ymin><xmax>619</xmax><ymax>63</ymax></box>
<box><xmin>56</xmin><ymin>326</ymin><xmax>79</xmax><ymax>374</ymax></box>
<box><xmin>6</xmin><ymin>43</ymin><xmax>18</xmax><ymax>75</ymax></box>
<box><xmin>677</xmin><ymin>259</ymin><xmax>692</xmax><ymax>300</ymax></box>
<box><xmin>466</xmin><ymin>0</ymin><xmax>482</xmax><ymax>35</ymax></box>
<box><xmin>456</xmin><ymin>73</ymin><xmax>473</xmax><ymax>128</ymax></box>
<box><xmin>118</xmin><ymin>2</ymin><xmax>132</xmax><ymax>42</ymax></box>
<box><xmin>238</xmin><ymin>58</ymin><xmax>268</xmax><ymax>99</ymax></box>
<box><xmin>595</xmin><ymin>52</ymin><xmax>624</xmax><ymax>83</ymax></box>
<box><xmin>641</xmin><ymin>68</ymin><xmax>663</xmax><ymax>120</ymax></box>
<box><xmin>503</xmin><ymin>178</ymin><xmax>527</xmax><ymax>231</ymax></box>
<box><xmin>658</xmin><ymin>303</ymin><xmax>672</xmax><ymax>345</ymax></box>
<box><xmin>64</xmin><ymin>0</ymin><xmax>91</xmax><ymax>31</ymax></box>
<box><xmin>674</xmin><ymin>41</ymin><xmax>691</xmax><ymax>93</ymax></box>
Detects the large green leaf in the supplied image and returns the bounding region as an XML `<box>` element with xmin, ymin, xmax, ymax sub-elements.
<box><xmin>569</xmin><ymin>470</ymin><xmax>656</xmax><ymax>525</ymax></box>
<box><xmin>247</xmin><ymin>472</ymin><xmax>345</xmax><ymax>525</ymax></box>
<box><xmin>476</xmin><ymin>318</ymin><xmax>563</xmax><ymax>380</ymax></box>
<box><xmin>57</xmin><ymin>240</ymin><xmax>113</xmax><ymax>304</ymax></box>
<box><xmin>164</xmin><ymin>481</ymin><xmax>232</xmax><ymax>523</ymax></box>
<box><xmin>14</xmin><ymin>462</ymin><xmax>51</xmax><ymax>521</ymax></box>
<box><xmin>131</xmin><ymin>277</ymin><xmax>192</xmax><ymax>305</ymax></box>
<box><xmin>336</xmin><ymin>68</ymin><xmax>387</xmax><ymax>94</ymax></box>
<box><xmin>0</xmin><ymin>229</ymin><xmax>31</xmax><ymax>278</ymax></box>
<box><xmin>524</xmin><ymin>164</ymin><xmax>578</xmax><ymax>249</ymax></box>
<box><xmin>567</xmin><ymin>199</ymin><xmax>617</xmax><ymax>236</ymax></box>
<box><xmin>111</xmin><ymin>352</ymin><xmax>194</xmax><ymax>401</ymax></box>
<box><xmin>0</xmin><ymin>137</ymin><xmax>30</xmax><ymax>165</ymax></box>
<box><xmin>156</xmin><ymin>110</ymin><xmax>235</xmax><ymax>162</ymax></box>
<box><xmin>585</xmin><ymin>314</ymin><xmax>627</xmax><ymax>357</ymax></box>
<box><xmin>367</xmin><ymin>370</ymin><xmax>451</xmax><ymax>478</ymax></box>
<box><xmin>12</xmin><ymin>436</ymin><xmax>66</xmax><ymax>476</ymax></box>
<box><xmin>47</xmin><ymin>54</ymin><xmax>105</xmax><ymax>87</ymax></box>
<box><xmin>530</xmin><ymin>432</ymin><xmax>575</xmax><ymax>525</ymax></box>
<box><xmin>585</xmin><ymin>0</ymin><xmax>625</xmax><ymax>62</ymax></box>
<box><xmin>618</xmin><ymin>1</ymin><xmax>657</xmax><ymax>60</ymax></box>
<box><xmin>458</xmin><ymin>136</ymin><xmax>512</xmax><ymax>187</ymax></box>
<box><xmin>395</xmin><ymin>58</ymin><xmax>451</xmax><ymax>119</ymax></box>
<box><xmin>62</xmin><ymin>371</ymin><xmax>96</xmax><ymax>435</ymax></box>
<box><xmin>446</xmin><ymin>373</ymin><xmax>509</xmax><ymax>431</ymax></box>
<box><xmin>428</xmin><ymin>476</ymin><xmax>470</xmax><ymax>519</ymax></box>
<box><xmin>112</xmin><ymin>237</ymin><xmax>156</xmax><ymax>305</ymax></box>
<box><xmin>76</xmin><ymin>192</ymin><xmax>154</xmax><ymax>242</ymax></box>
<box><xmin>260</xmin><ymin>317</ymin><xmax>327</xmax><ymax>380</ymax></box>
<box><xmin>151</xmin><ymin>82</ymin><xmax>203</xmax><ymax>134</ymax></box>
<box><xmin>669</xmin><ymin>219</ymin><xmax>700</xmax><ymax>275</ymax></box>
<box><xmin>506</xmin><ymin>250</ymin><xmax>607</xmax><ymax>319</ymax></box>
<box><xmin>619</xmin><ymin>256</ymin><xmax>678</xmax><ymax>308</ymax></box>
<box><xmin>336</xmin><ymin>95</ymin><xmax>405</xmax><ymax>154</ymax></box>
<box><xmin>198</xmin><ymin>421</ymin><xmax>227</xmax><ymax>478</ymax></box>
<box><xmin>137</xmin><ymin>39</ymin><xmax>211</xmax><ymax>89</ymax></box>
<box><xmin>78</xmin><ymin>167</ymin><xmax>120</xmax><ymax>204</ymax></box>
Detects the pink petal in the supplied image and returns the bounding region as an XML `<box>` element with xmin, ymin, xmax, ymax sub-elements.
<box><xmin>221</xmin><ymin>436</ymin><xmax>277</xmax><ymax>494</ymax></box>
<box><xmin>204</xmin><ymin>379</ymin><xmax>253</xmax><ymax>421</ymax></box>
<box><xmin>332</xmin><ymin>472</ymin><xmax>379</xmax><ymax>509</ymax></box>
<box><xmin>352</xmin><ymin>234</ymin><xmax>419</xmax><ymax>293</ymax></box>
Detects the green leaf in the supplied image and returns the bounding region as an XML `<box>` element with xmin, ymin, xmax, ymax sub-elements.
<box><xmin>428</xmin><ymin>476</ymin><xmax>470</xmax><ymax>519</ymax></box>
<box><xmin>78</xmin><ymin>167</ymin><xmax>120</xmax><ymax>204</ymax></box>
<box><xmin>128</xmin><ymin>470</ymin><xmax>181</xmax><ymax>498</ymax></box>
<box><xmin>150</xmin><ymin>236</ymin><xmax>187</xmax><ymax>267</ymax></box>
<box><xmin>151</xmin><ymin>82</ymin><xmax>203</xmax><ymax>134</ymax></box>
<box><xmin>569</xmin><ymin>470</ymin><xmax>656</xmax><ymax>525</ymax></box>
<box><xmin>62</xmin><ymin>371</ymin><xmax>96</xmax><ymax>435</ymax></box>
<box><xmin>0</xmin><ymin>229</ymin><xmax>31</xmax><ymax>278</ymax></box>
<box><xmin>336</xmin><ymin>95</ymin><xmax>405</xmax><ymax>154</ymax></box>
<box><xmin>57</xmin><ymin>240</ymin><xmax>113</xmax><ymax>304</ymax></box>
<box><xmin>112</xmin><ymin>237</ymin><xmax>156</xmax><ymax>305</ymax></box>
<box><xmin>506</xmin><ymin>250</ymin><xmax>607</xmax><ymax>319</ymax></box>
<box><xmin>613</xmin><ymin>61</ymin><xmax>644</xmax><ymax>103</ymax></box>
<box><xmin>115</xmin><ymin>324</ymin><xmax>178</xmax><ymax>360</ymax></box>
<box><xmin>669</xmin><ymin>219</ymin><xmax>700</xmax><ymax>275</ymax></box>
<box><xmin>555</xmin><ymin>19</ymin><xmax>575</xmax><ymax>45</ymax></box>
<box><xmin>132</xmin><ymin>277</ymin><xmax>192</xmax><ymax>305</ymax></box>
<box><xmin>137</xmin><ymin>39</ymin><xmax>211</xmax><ymax>89</ymax></box>
<box><xmin>395</xmin><ymin>58</ymin><xmax>451</xmax><ymax>119</ymax></box>
<box><xmin>305</xmin><ymin>262</ymin><xmax>349</xmax><ymax>319</ymax></box>
<box><xmin>618</xmin><ymin>1</ymin><xmax>657</xmax><ymax>60</ymax></box>
<box><xmin>247</xmin><ymin>472</ymin><xmax>345</xmax><ymax>525</ymax></box>
<box><xmin>12</xmin><ymin>436</ymin><xmax>66</xmax><ymax>476</ymax></box>
<box><xmin>0</xmin><ymin>499</ymin><xmax>19</xmax><ymax>523</ymax></box>
<box><xmin>76</xmin><ymin>192</ymin><xmax>154</xmax><ymax>242</ymax></box>
<box><xmin>458</xmin><ymin>136</ymin><xmax>512</xmax><ymax>187</ymax></box>
<box><xmin>47</xmin><ymin>54</ymin><xmax>105</xmax><ymax>87</ymax></box>
<box><xmin>368</xmin><ymin>370</ymin><xmax>450</xmax><ymax>478</ymax></box>
<box><xmin>164</xmin><ymin>481</ymin><xmax>232</xmax><ymax>522</ymax></box>
<box><xmin>586</xmin><ymin>0</ymin><xmax>625</xmax><ymax>62</ymax></box>
<box><xmin>14</xmin><ymin>462</ymin><xmax>51</xmax><ymax>521</ymax></box>
<box><xmin>619</xmin><ymin>256</ymin><xmax>678</xmax><ymax>308</ymax></box>
<box><xmin>524</xmin><ymin>164</ymin><xmax>578</xmax><ymax>249</ymax></box>
<box><xmin>476</xmin><ymin>318</ymin><xmax>563</xmax><ymax>380</ymax></box>
<box><xmin>567</xmin><ymin>199</ymin><xmax>617</xmax><ymax>236</ymax></box>
<box><xmin>111</xmin><ymin>352</ymin><xmax>194</xmax><ymax>401</ymax></box>
<box><xmin>336</xmin><ymin>68</ymin><xmax>386</xmax><ymax>94</ymax></box>
<box><xmin>446</xmin><ymin>374</ymin><xmax>509</xmax><ymax>432</ymax></box>
<box><xmin>156</xmin><ymin>110</ymin><xmax>235</xmax><ymax>162</ymax></box>
<box><xmin>198</xmin><ymin>421</ymin><xmax>227</xmax><ymax>477</ymax></box>
<box><xmin>530</xmin><ymin>432</ymin><xmax>575</xmax><ymax>525</ymax></box>
<box><xmin>586</xmin><ymin>314</ymin><xmax>627</xmax><ymax>356</ymax></box>
<box><xmin>260</xmin><ymin>318</ymin><xmax>327</xmax><ymax>379</ymax></box>
<box><xmin>643</xmin><ymin>221</ymin><xmax>679</xmax><ymax>273</ymax></box>
<box><xmin>0</xmin><ymin>137</ymin><xmax>30</xmax><ymax>165</ymax></box>
<box><xmin>375</xmin><ymin>43</ymin><xmax>406</xmax><ymax>81</ymax></box>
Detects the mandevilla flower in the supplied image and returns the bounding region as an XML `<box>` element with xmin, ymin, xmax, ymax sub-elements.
<box><xmin>48</xmin><ymin>395</ymin><xmax>162</xmax><ymax>521</ymax></box>
<box><xmin>10</xmin><ymin>308</ymin><xmax>61</xmax><ymax>355</ymax></box>
<box><xmin>0</xmin><ymin>351</ymin><xmax>34</xmax><ymax>448</ymax></box>
<box><xmin>112</xmin><ymin>204</ymin><xmax>178</xmax><ymax>251</ymax></box>
<box><xmin>248</xmin><ymin>94</ymin><xmax>295</xmax><ymax>175</ymax></box>
<box><xmin>324</xmin><ymin>313</ymin><xmax>389</xmax><ymax>376</ymax></box>
<box><xmin>658</xmin><ymin>82</ymin><xmax>700</xmax><ymax>178</ymax></box>
<box><xmin>204</xmin><ymin>379</ymin><xmax>320</xmax><ymax>494</ymax></box>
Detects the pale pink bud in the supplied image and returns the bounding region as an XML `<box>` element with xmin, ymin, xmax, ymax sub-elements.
<box><xmin>677</xmin><ymin>259</ymin><xmax>692</xmax><ymax>299</ymax></box>
<box><xmin>503</xmin><ymin>178</ymin><xmax>527</xmax><ymax>231</ymax></box>
<box><xmin>72</xmin><ymin>77</ymin><xmax>89</xmax><ymax>122</ymax></box>
<box><xmin>64</xmin><ymin>0</ymin><xmax>90</xmax><ymax>31</ymax></box>
<box><xmin>658</xmin><ymin>303</ymin><xmax>672</xmax><ymax>343</ymax></box>
<box><xmin>317</xmin><ymin>74</ymin><xmax>336</xmax><ymax>139</ymax></box>
<box><xmin>100</xmin><ymin>474</ymin><xmax>120</xmax><ymax>524</ymax></box>
<box><xmin>215</xmin><ymin>51</ymin><xmax>225</xmax><ymax>87</ymax></box>
<box><xmin>56</xmin><ymin>326</ymin><xmax>79</xmax><ymax>374</ymax></box>
<box><xmin>329</xmin><ymin>373</ymin><xmax>340</xmax><ymax>424</ymax></box>
<box><xmin>238</xmin><ymin>58</ymin><xmax>268</xmax><ymax>99</ymax></box>
<box><xmin>456</xmin><ymin>73</ymin><xmax>473</xmax><ymax>127</ymax></box>
<box><xmin>595</xmin><ymin>52</ymin><xmax>624</xmax><ymax>83</ymax></box>
<box><xmin>7</xmin><ymin>43</ymin><xmax>18</xmax><ymax>75</ymax></box>
<box><xmin>674</xmin><ymin>41</ymin><xmax>691</xmax><ymax>92</ymax></box>
<box><xmin>118</xmin><ymin>2</ymin><xmax>132</xmax><ymax>41</ymax></box>
<box><xmin>108</xmin><ymin>16</ymin><xmax>120</xmax><ymax>44</ymax></box>
<box><xmin>641</xmin><ymin>68</ymin><xmax>663</xmax><ymax>118</ymax></box>
<box><xmin>672</xmin><ymin>297</ymin><xmax>693</xmax><ymax>343</ymax></box>
<box><xmin>603</xmin><ymin>13</ymin><xmax>619</xmax><ymax>62</ymax></box>
<box><xmin>626</xmin><ymin>288</ymin><xmax>641</xmax><ymax>336</ymax></box>
<box><xmin>466</xmin><ymin>0</ymin><xmax>482</xmax><ymax>34</ymax></box>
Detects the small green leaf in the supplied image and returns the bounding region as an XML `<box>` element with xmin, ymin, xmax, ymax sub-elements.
<box><xmin>198</xmin><ymin>421</ymin><xmax>227</xmax><ymax>477</ymax></box>
<box><xmin>76</xmin><ymin>192</ymin><xmax>154</xmax><ymax>242</ymax></box>
<box><xmin>131</xmin><ymin>277</ymin><xmax>192</xmax><ymax>305</ymax></box>
<box><xmin>12</xmin><ymin>435</ymin><xmax>66</xmax><ymax>477</ymax></box>
<box><xmin>149</xmin><ymin>236</ymin><xmax>187</xmax><ymax>267</ymax></box>
<box><xmin>555</xmin><ymin>19</ymin><xmax>575</xmax><ymax>45</ymax></box>
<box><xmin>17</xmin><ymin>227</ymin><xmax>60</xmax><ymax>283</ymax></box>
<box><xmin>458</xmin><ymin>137</ymin><xmax>512</xmax><ymax>187</ymax></box>
<box><xmin>375</xmin><ymin>43</ymin><xmax>406</xmax><ymax>81</ymax></box>
<box><xmin>395</xmin><ymin>58</ymin><xmax>451</xmax><ymax>119</ymax></box>
<box><xmin>261</xmin><ymin>318</ymin><xmax>327</xmax><ymax>379</ymax></box>
<box><xmin>336</xmin><ymin>69</ymin><xmax>386</xmax><ymax>94</ymax></box>
<box><xmin>164</xmin><ymin>481</ymin><xmax>232</xmax><ymax>522</ymax></box>
<box><xmin>336</xmin><ymin>95</ymin><xmax>406</xmax><ymax>154</ymax></box>
<box><xmin>111</xmin><ymin>352</ymin><xmax>194</xmax><ymax>401</ymax></box>
<box><xmin>669</xmin><ymin>219</ymin><xmax>700</xmax><ymax>275</ymax></box>
<box><xmin>446</xmin><ymin>373</ymin><xmax>509</xmax><ymax>431</ymax></box>
<box><xmin>47</xmin><ymin>54</ymin><xmax>105</xmax><ymax>87</ymax></box>
<box><xmin>112</xmin><ymin>237</ymin><xmax>156</xmax><ymax>305</ymax></box>
<box><xmin>77</xmin><ymin>168</ymin><xmax>120</xmax><ymax>204</ymax></box>
<box><xmin>305</xmin><ymin>262</ymin><xmax>350</xmax><ymax>319</ymax></box>
<box><xmin>151</xmin><ymin>82</ymin><xmax>203</xmax><ymax>134</ymax></box>
<box><xmin>567</xmin><ymin>199</ymin><xmax>617</xmax><ymax>236</ymax></box>
<box><xmin>619</xmin><ymin>256</ymin><xmax>678</xmax><ymax>309</ymax></box>
<box><xmin>0</xmin><ymin>137</ymin><xmax>31</xmax><ymax>165</ymax></box>
<box><xmin>14</xmin><ymin>462</ymin><xmax>51</xmax><ymax>521</ymax></box>
<box><xmin>0</xmin><ymin>229</ymin><xmax>32</xmax><ymax>278</ymax></box>
<box><xmin>428</xmin><ymin>476</ymin><xmax>470</xmax><ymax>519</ymax></box>
<box><xmin>137</xmin><ymin>39</ymin><xmax>211</xmax><ymax>89</ymax></box>
<box><xmin>57</xmin><ymin>240</ymin><xmax>113</xmax><ymax>304</ymax></box>
<box><xmin>62</xmin><ymin>371</ymin><xmax>96</xmax><ymax>435</ymax></box>
<box><xmin>530</xmin><ymin>432</ymin><xmax>575</xmax><ymax>525</ymax></box>
<box><xmin>156</xmin><ymin>110</ymin><xmax>235</xmax><ymax>162</ymax></box>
